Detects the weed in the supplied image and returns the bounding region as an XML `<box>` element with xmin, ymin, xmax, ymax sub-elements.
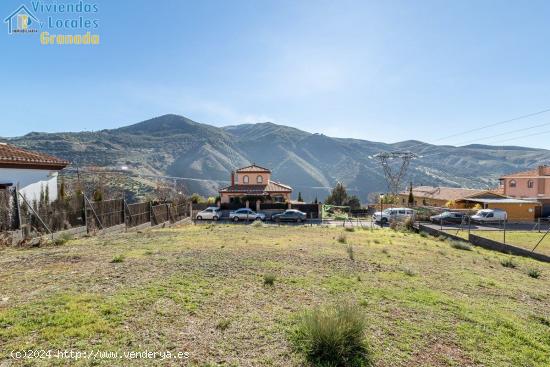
<box><xmin>263</xmin><ymin>273</ymin><xmax>276</xmax><ymax>286</ymax></box>
<box><xmin>52</xmin><ymin>233</ymin><xmax>74</xmax><ymax>246</ymax></box>
<box><xmin>527</xmin><ymin>268</ymin><xmax>541</xmax><ymax>279</ymax></box>
<box><xmin>419</xmin><ymin>231</ymin><xmax>428</xmax><ymax>238</ymax></box>
<box><xmin>216</xmin><ymin>319</ymin><xmax>231</xmax><ymax>331</ymax></box>
<box><xmin>337</xmin><ymin>234</ymin><xmax>347</xmax><ymax>244</ymax></box>
<box><xmin>381</xmin><ymin>248</ymin><xmax>389</xmax><ymax>256</ymax></box>
<box><xmin>111</xmin><ymin>255</ymin><xmax>125</xmax><ymax>263</ymax></box>
<box><xmin>346</xmin><ymin>245</ymin><xmax>355</xmax><ymax>261</ymax></box>
<box><xmin>449</xmin><ymin>240</ymin><xmax>472</xmax><ymax>251</ymax></box>
<box><xmin>345</xmin><ymin>227</ymin><xmax>355</xmax><ymax>232</ymax></box>
<box><xmin>373</xmin><ymin>239</ymin><xmax>381</xmax><ymax>244</ymax></box>
<box><xmin>500</xmin><ymin>258</ymin><xmax>516</xmax><ymax>269</ymax></box>
<box><xmin>291</xmin><ymin>302</ymin><xmax>371</xmax><ymax>367</ymax></box>
<box><xmin>403</xmin><ymin>267</ymin><xmax>416</xmax><ymax>276</ymax></box>
<box><xmin>251</xmin><ymin>220</ymin><xmax>265</xmax><ymax>228</ymax></box>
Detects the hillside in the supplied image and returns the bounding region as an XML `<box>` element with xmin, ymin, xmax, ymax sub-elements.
<box><xmin>4</xmin><ymin>114</ymin><xmax>550</xmax><ymax>201</ymax></box>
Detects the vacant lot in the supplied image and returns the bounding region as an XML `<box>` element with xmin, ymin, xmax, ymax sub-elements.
<box><xmin>447</xmin><ymin>229</ymin><xmax>550</xmax><ymax>256</ymax></box>
<box><xmin>1</xmin><ymin>225</ymin><xmax>549</xmax><ymax>366</ymax></box>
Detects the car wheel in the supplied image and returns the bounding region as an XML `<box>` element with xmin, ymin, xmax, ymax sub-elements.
<box><xmin>233</xmin><ymin>217</ymin><xmax>239</xmax><ymax>222</ymax></box>
<box><xmin>196</xmin><ymin>215</ymin><xmax>202</xmax><ymax>220</ymax></box>
<box><xmin>381</xmin><ymin>218</ymin><xmax>388</xmax><ymax>224</ymax></box>
<box><xmin>213</xmin><ymin>216</ymin><xmax>219</xmax><ymax>221</ymax></box>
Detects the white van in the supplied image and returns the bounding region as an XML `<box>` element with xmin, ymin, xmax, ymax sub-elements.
<box><xmin>470</xmin><ymin>209</ymin><xmax>507</xmax><ymax>223</ymax></box>
<box><xmin>372</xmin><ymin>207</ymin><xmax>416</xmax><ymax>223</ymax></box>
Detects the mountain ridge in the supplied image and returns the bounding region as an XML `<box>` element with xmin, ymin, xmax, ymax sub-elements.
<box><xmin>3</xmin><ymin>114</ymin><xmax>550</xmax><ymax>201</ymax></box>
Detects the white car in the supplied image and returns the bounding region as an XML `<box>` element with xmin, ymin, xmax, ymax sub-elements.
<box><xmin>470</xmin><ymin>209</ymin><xmax>507</xmax><ymax>223</ymax></box>
<box><xmin>196</xmin><ymin>207</ymin><xmax>221</xmax><ymax>221</ymax></box>
<box><xmin>229</xmin><ymin>208</ymin><xmax>265</xmax><ymax>221</ymax></box>
<box><xmin>372</xmin><ymin>208</ymin><xmax>415</xmax><ymax>224</ymax></box>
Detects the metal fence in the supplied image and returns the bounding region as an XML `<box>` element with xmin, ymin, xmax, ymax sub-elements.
<box><xmin>0</xmin><ymin>189</ymin><xmax>192</xmax><ymax>243</ymax></box>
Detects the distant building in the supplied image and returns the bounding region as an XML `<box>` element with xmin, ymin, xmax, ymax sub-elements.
<box><xmin>499</xmin><ymin>165</ymin><xmax>550</xmax><ymax>217</ymax></box>
<box><xmin>219</xmin><ymin>164</ymin><xmax>292</xmax><ymax>205</ymax></box>
<box><xmin>0</xmin><ymin>143</ymin><xmax>69</xmax><ymax>203</ymax></box>
<box><xmin>399</xmin><ymin>185</ymin><xmax>540</xmax><ymax>221</ymax></box>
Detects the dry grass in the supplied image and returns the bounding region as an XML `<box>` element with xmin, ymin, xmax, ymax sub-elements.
<box><xmin>0</xmin><ymin>225</ymin><xmax>549</xmax><ymax>366</ymax></box>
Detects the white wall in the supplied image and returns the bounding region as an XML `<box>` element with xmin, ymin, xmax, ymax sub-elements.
<box><xmin>0</xmin><ymin>168</ymin><xmax>59</xmax><ymax>203</ymax></box>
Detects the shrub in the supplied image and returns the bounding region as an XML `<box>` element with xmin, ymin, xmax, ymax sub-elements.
<box><xmin>419</xmin><ymin>231</ymin><xmax>428</xmax><ymax>238</ymax></box>
<box><xmin>263</xmin><ymin>273</ymin><xmax>276</xmax><ymax>286</ymax></box>
<box><xmin>251</xmin><ymin>220</ymin><xmax>265</xmax><ymax>228</ymax></box>
<box><xmin>346</xmin><ymin>245</ymin><xmax>355</xmax><ymax>261</ymax></box>
<box><xmin>216</xmin><ymin>319</ymin><xmax>231</xmax><ymax>331</ymax></box>
<box><xmin>449</xmin><ymin>240</ymin><xmax>472</xmax><ymax>251</ymax></box>
<box><xmin>111</xmin><ymin>255</ymin><xmax>125</xmax><ymax>263</ymax></box>
<box><xmin>345</xmin><ymin>227</ymin><xmax>355</xmax><ymax>232</ymax></box>
<box><xmin>403</xmin><ymin>267</ymin><xmax>416</xmax><ymax>276</ymax></box>
<box><xmin>337</xmin><ymin>234</ymin><xmax>347</xmax><ymax>244</ymax></box>
<box><xmin>292</xmin><ymin>303</ymin><xmax>371</xmax><ymax>367</ymax></box>
<box><xmin>528</xmin><ymin>269</ymin><xmax>541</xmax><ymax>279</ymax></box>
<box><xmin>500</xmin><ymin>258</ymin><xmax>516</xmax><ymax>268</ymax></box>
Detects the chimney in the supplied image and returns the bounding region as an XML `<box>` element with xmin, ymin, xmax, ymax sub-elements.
<box><xmin>538</xmin><ymin>165</ymin><xmax>545</xmax><ymax>176</ymax></box>
<box><xmin>231</xmin><ymin>171</ymin><xmax>235</xmax><ymax>186</ymax></box>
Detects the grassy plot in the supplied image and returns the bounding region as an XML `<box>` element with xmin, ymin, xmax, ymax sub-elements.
<box><xmin>443</xmin><ymin>229</ymin><xmax>550</xmax><ymax>256</ymax></box>
<box><xmin>0</xmin><ymin>225</ymin><xmax>549</xmax><ymax>366</ymax></box>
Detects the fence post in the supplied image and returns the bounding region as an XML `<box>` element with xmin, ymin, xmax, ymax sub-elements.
<box><xmin>149</xmin><ymin>201</ymin><xmax>154</xmax><ymax>226</ymax></box>
<box><xmin>503</xmin><ymin>219</ymin><xmax>506</xmax><ymax>244</ymax></box>
<box><xmin>17</xmin><ymin>191</ymin><xmax>53</xmax><ymax>240</ymax></box>
<box><xmin>14</xmin><ymin>187</ymin><xmax>22</xmax><ymax>231</ymax></box>
<box><xmin>82</xmin><ymin>194</ymin><xmax>88</xmax><ymax>233</ymax></box>
<box><xmin>122</xmin><ymin>197</ymin><xmax>127</xmax><ymax>230</ymax></box>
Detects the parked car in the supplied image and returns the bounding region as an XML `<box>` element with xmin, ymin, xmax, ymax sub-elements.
<box><xmin>229</xmin><ymin>208</ymin><xmax>266</xmax><ymax>221</ymax></box>
<box><xmin>272</xmin><ymin>209</ymin><xmax>307</xmax><ymax>223</ymax></box>
<box><xmin>430</xmin><ymin>211</ymin><xmax>466</xmax><ymax>224</ymax></box>
<box><xmin>470</xmin><ymin>209</ymin><xmax>507</xmax><ymax>223</ymax></box>
<box><xmin>372</xmin><ymin>208</ymin><xmax>416</xmax><ymax>224</ymax></box>
<box><xmin>195</xmin><ymin>207</ymin><xmax>221</xmax><ymax>221</ymax></box>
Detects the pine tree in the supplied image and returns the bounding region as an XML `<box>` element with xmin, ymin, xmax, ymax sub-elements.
<box><xmin>297</xmin><ymin>192</ymin><xmax>303</xmax><ymax>202</ymax></box>
<box><xmin>325</xmin><ymin>182</ymin><xmax>349</xmax><ymax>206</ymax></box>
<box><xmin>408</xmin><ymin>182</ymin><xmax>414</xmax><ymax>207</ymax></box>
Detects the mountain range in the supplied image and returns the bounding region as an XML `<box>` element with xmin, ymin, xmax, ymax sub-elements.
<box><xmin>5</xmin><ymin>114</ymin><xmax>550</xmax><ymax>201</ymax></box>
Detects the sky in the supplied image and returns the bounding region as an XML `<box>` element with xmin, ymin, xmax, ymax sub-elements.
<box><xmin>1</xmin><ymin>0</ymin><xmax>550</xmax><ymax>149</ymax></box>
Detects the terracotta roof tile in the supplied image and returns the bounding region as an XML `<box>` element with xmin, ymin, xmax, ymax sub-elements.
<box><xmin>219</xmin><ymin>181</ymin><xmax>292</xmax><ymax>193</ymax></box>
<box><xmin>400</xmin><ymin>186</ymin><xmax>487</xmax><ymax>201</ymax></box>
<box><xmin>500</xmin><ymin>165</ymin><xmax>550</xmax><ymax>178</ymax></box>
<box><xmin>235</xmin><ymin>164</ymin><xmax>271</xmax><ymax>173</ymax></box>
<box><xmin>0</xmin><ymin>143</ymin><xmax>69</xmax><ymax>169</ymax></box>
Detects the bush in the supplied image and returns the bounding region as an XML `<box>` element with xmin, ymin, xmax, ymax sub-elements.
<box><xmin>345</xmin><ymin>227</ymin><xmax>355</xmax><ymax>232</ymax></box>
<box><xmin>337</xmin><ymin>234</ymin><xmax>347</xmax><ymax>244</ymax></box>
<box><xmin>419</xmin><ymin>231</ymin><xmax>428</xmax><ymax>238</ymax></box>
<box><xmin>292</xmin><ymin>303</ymin><xmax>371</xmax><ymax>367</ymax></box>
<box><xmin>346</xmin><ymin>245</ymin><xmax>355</xmax><ymax>261</ymax></box>
<box><xmin>500</xmin><ymin>258</ymin><xmax>516</xmax><ymax>268</ymax></box>
<box><xmin>216</xmin><ymin>319</ymin><xmax>231</xmax><ymax>331</ymax></box>
<box><xmin>111</xmin><ymin>254</ymin><xmax>125</xmax><ymax>263</ymax></box>
<box><xmin>449</xmin><ymin>240</ymin><xmax>472</xmax><ymax>251</ymax></box>
<box><xmin>528</xmin><ymin>269</ymin><xmax>541</xmax><ymax>279</ymax></box>
<box><xmin>251</xmin><ymin>220</ymin><xmax>265</xmax><ymax>228</ymax></box>
<box><xmin>263</xmin><ymin>273</ymin><xmax>276</xmax><ymax>286</ymax></box>
<box><xmin>403</xmin><ymin>267</ymin><xmax>416</xmax><ymax>277</ymax></box>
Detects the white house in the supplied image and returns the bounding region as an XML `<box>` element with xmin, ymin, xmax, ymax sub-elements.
<box><xmin>0</xmin><ymin>143</ymin><xmax>69</xmax><ymax>203</ymax></box>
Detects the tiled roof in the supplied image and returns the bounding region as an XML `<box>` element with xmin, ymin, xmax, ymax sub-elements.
<box><xmin>235</xmin><ymin>164</ymin><xmax>271</xmax><ymax>173</ymax></box>
<box><xmin>0</xmin><ymin>143</ymin><xmax>69</xmax><ymax>169</ymax></box>
<box><xmin>500</xmin><ymin>165</ymin><xmax>550</xmax><ymax>178</ymax></box>
<box><xmin>219</xmin><ymin>181</ymin><xmax>292</xmax><ymax>193</ymax></box>
<box><xmin>399</xmin><ymin>186</ymin><xmax>487</xmax><ymax>201</ymax></box>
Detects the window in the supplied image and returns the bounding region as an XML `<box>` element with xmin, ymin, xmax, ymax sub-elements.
<box><xmin>509</xmin><ymin>180</ymin><xmax>516</xmax><ymax>188</ymax></box>
<box><xmin>243</xmin><ymin>175</ymin><xmax>249</xmax><ymax>184</ymax></box>
<box><xmin>257</xmin><ymin>175</ymin><xmax>263</xmax><ymax>183</ymax></box>
<box><xmin>528</xmin><ymin>180</ymin><xmax>534</xmax><ymax>188</ymax></box>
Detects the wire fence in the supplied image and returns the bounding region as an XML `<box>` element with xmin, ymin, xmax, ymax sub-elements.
<box><xmin>0</xmin><ymin>188</ymin><xmax>192</xmax><ymax>243</ymax></box>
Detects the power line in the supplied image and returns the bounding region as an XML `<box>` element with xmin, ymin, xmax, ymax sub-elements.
<box><xmin>454</xmin><ymin>121</ymin><xmax>550</xmax><ymax>146</ymax></box>
<box><xmin>403</xmin><ymin>106</ymin><xmax>550</xmax><ymax>152</ymax></box>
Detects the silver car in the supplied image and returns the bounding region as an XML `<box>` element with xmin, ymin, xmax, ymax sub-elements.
<box><xmin>229</xmin><ymin>208</ymin><xmax>265</xmax><ymax>221</ymax></box>
<box><xmin>196</xmin><ymin>207</ymin><xmax>221</xmax><ymax>220</ymax></box>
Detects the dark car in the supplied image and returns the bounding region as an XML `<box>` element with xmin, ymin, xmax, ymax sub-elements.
<box><xmin>272</xmin><ymin>209</ymin><xmax>307</xmax><ymax>223</ymax></box>
<box><xmin>429</xmin><ymin>211</ymin><xmax>466</xmax><ymax>224</ymax></box>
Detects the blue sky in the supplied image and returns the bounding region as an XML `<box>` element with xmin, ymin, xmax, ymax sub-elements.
<box><xmin>2</xmin><ymin>0</ymin><xmax>550</xmax><ymax>148</ymax></box>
